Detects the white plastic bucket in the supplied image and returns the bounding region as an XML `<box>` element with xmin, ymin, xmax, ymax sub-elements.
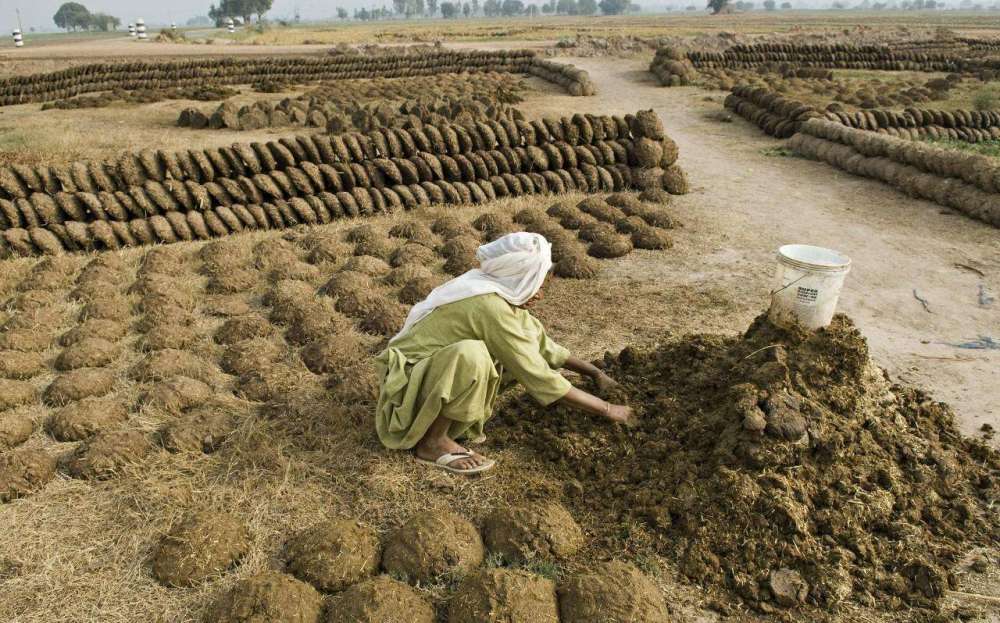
<box><xmin>768</xmin><ymin>244</ymin><xmax>851</xmax><ymax>330</ymax></box>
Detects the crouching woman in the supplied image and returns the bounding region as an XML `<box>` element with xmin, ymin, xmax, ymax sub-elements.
<box><xmin>375</xmin><ymin>232</ymin><xmax>633</xmax><ymax>475</ymax></box>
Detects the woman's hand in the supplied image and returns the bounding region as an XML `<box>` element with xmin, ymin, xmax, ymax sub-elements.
<box><xmin>606</xmin><ymin>404</ymin><xmax>634</xmax><ymax>425</ymax></box>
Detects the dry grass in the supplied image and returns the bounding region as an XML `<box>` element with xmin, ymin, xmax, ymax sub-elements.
<box><xmin>228</xmin><ymin>12</ymin><xmax>1000</xmax><ymax>46</ymax></box>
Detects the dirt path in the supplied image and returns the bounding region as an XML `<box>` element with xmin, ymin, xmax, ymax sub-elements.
<box><xmin>538</xmin><ymin>56</ymin><xmax>999</xmax><ymax>444</ymax></box>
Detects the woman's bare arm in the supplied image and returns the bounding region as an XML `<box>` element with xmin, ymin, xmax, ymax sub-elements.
<box><xmin>558</xmin><ymin>387</ymin><xmax>633</xmax><ymax>424</ymax></box>
<box><xmin>563</xmin><ymin>355</ymin><xmax>619</xmax><ymax>393</ymax></box>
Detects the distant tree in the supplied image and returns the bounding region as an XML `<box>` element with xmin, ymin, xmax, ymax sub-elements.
<box><xmin>578</xmin><ymin>0</ymin><xmax>598</xmax><ymax>11</ymax></box>
<box><xmin>557</xmin><ymin>0</ymin><xmax>578</xmax><ymax>12</ymax></box>
<box><xmin>428</xmin><ymin>0</ymin><xmax>439</xmax><ymax>14</ymax></box>
<box><xmin>686</xmin><ymin>3</ymin><xmax>697</xmax><ymax>7</ymax></box>
<box><xmin>53</xmin><ymin>2</ymin><xmax>92</xmax><ymax>31</ymax></box>
<box><xmin>337</xmin><ymin>6</ymin><xmax>349</xmax><ymax>17</ymax></box>
<box><xmin>472</xmin><ymin>0</ymin><xmax>481</xmax><ymax>12</ymax></box>
<box><xmin>483</xmin><ymin>0</ymin><xmax>501</xmax><ymax>13</ymax></box>
<box><xmin>89</xmin><ymin>12</ymin><xmax>121</xmax><ymax>30</ymax></box>
<box><xmin>707</xmin><ymin>0</ymin><xmax>731</xmax><ymax>12</ymax></box>
<box><xmin>542</xmin><ymin>1</ymin><xmax>554</xmax><ymax>10</ymax></box>
<box><xmin>463</xmin><ymin>2</ymin><xmax>472</xmax><ymax>14</ymax></box>
<box><xmin>442</xmin><ymin>1</ymin><xmax>460</xmax><ymax>15</ymax></box>
<box><xmin>187</xmin><ymin>14</ymin><xmax>214</xmax><ymax>25</ymax></box>
<box><xmin>527</xmin><ymin>3</ymin><xmax>540</xmax><ymax>13</ymax></box>
<box><xmin>734</xmin><ymin>0</ymin><xmax>754</xmax><ymax>8</ymax></box>
<box><xmin>780</xmin><ymin>0</ymin><xmax>791</xmax><ymax>5</ymax></box>
<box><xmin>501</xmin><ymin>0</ymin><xmax>525</xmax><ymax>13</ymax></box>
<box><xmin>598</xmin><ymin>0</ymin><xmax>630</xmax><ymax>12</ymax></box>
<box><xmin>248</xmin><ymin>0</ymin><xmax>274</xmax><ymax>21</ymax></box>
<box><xmin>764</xmin><ymin>0</ymin><xmax>776</xmax><ymax>7</ymax></box>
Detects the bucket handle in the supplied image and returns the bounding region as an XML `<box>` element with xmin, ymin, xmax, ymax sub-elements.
<box><xmin>769</xmin><ymin>273</ymin><xmax>807</xmax><ymax>297</ymax></box>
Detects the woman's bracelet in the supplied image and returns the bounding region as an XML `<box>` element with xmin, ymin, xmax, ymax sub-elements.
<box><xmin>604</xmin><ymin>401</ymin><xmax>611</xmax><ymax>418</ymax></box>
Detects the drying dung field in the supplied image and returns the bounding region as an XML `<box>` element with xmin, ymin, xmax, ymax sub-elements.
<box><xmin>0</xmin><ymin>12</ymin><xmax>998</xmax><ymax>623</ymax></box>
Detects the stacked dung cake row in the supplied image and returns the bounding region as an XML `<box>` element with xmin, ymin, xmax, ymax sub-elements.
<box><xmin>0</xmin><ymin>50</ymin><xmax>594</xmax><ymax>106</ymax></box>
<box><xmin>0</xmin><ymin>110</ymin><xmax>687</xmax><ymax>256</ymax></box>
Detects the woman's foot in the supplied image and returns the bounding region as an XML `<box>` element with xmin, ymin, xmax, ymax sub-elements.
<box><xmin>415</xmin><ymin>436</ymin><xmax>491</xmax><ymax>471</ymax></box>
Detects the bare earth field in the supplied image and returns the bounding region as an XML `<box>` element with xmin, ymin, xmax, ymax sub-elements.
<box><xmin>0</xmin><ymin>16</ymin><xmax>998</xmax><ymax>623</ymax></box>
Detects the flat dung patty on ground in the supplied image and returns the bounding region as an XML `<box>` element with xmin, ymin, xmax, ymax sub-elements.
<box><xmin>202</xmin><ymin>570</ymin><xmax>323</xmax><ymax>623</ymax></box>
<box><xmin>381</xmin><ymin>510</ymin><xmax>484</xmax><ymax>584</ymax></box>
<box><xmin>558</xmin><ymin>561</ymin><xmax>669</xmax><ymax>623</ymax></box>
<box><xmin>324</xmin><ymin>575</ymin><xmax>435</xmax><ymax>623</ymax></box>
<box><xmin>0</xmin><ymin>449</ymin><xmax>57</xmax><ymax>502</ymax></box>
<box><xmin>448</xmin><ymin>568</ymin><xmax>559</xmax><ymax>623</ymax></box>
<box><xmin>284</xmin><ymin>519</ymin><xmax>380</xmax><ymax>593</ymax></box>
<box><xmin>150</xmin><ymin>510</ymin><xmax>250</xmax><ymax>587</ymax></box>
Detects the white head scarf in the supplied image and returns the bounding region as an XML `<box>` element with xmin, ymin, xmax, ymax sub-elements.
<box><xmin>391</xmin><ymin>232</ymin><xmax>552</xmax><ymax>342</ymax></box>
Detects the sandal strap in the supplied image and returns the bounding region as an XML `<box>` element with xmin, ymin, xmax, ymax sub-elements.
<box><xmin>436</xmin><ymin>452</ymin><xmax>473</xmax><ymax>466</ymax></box>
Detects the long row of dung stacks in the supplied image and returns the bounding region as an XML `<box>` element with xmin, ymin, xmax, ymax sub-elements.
<box><xmin>0</xmin><ymin>50</ymin><xmax>595</xmax><ymax>106</ymax></box>
<box><xmin>684</xmin><ymin>42</ymin><xmax>998</xmax><ymax>73</ymax></box>
<box><xmin>724</xmin><ymin>86</ymin><xmax>822</xmax><ymax>139</ymax></box>
<box><xmin>820</xmin><ymin>106</ymin><xmax>1000</xmax><ymax>143</ymax></box>
<box><xmin>789</xmin><ymin>118</ymin><xmax>1000</xmax><ymax>227</ymax></box>
<box><xmin>0</xmin><ymin>110</ymin><xmax>686</xmax><ymax>256</ymax></box>
<box><xmin>723</xmin><ymin>83</ymin><xmax>1000</xmax><ymax>144</ymax></box>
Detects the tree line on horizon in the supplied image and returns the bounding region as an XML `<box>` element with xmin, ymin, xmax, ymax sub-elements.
<box><xmin>52</xmin><ymin>2</ymin><xmax>121</xmax><ymax>31</ymax></box>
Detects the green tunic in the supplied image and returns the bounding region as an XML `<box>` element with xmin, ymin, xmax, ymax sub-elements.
<box><xmin>375</xmin><ymin>293</ymin><xmax>572</xmax><ymax>450</ymax></box>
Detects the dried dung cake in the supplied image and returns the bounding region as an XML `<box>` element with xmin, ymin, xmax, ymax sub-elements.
<box><xmin>284</xmin><ymin>519</ymin><xmax>380</xmax><ymax>593</ymax></box>
<box><xmin>482</xmin><ymin>501</ymin><xmax>584</xmax><ymax>563</ymax></box>
<box><xmin>62</xmin><ymin>429</ymin><xmax>153</xmax><ymax>480</ymax></box>
<box><xmin>558</xmin><ymin>561</ymin><xmax>669</xmax><ymax>623</ymax></box>
<box><xmin>448</xmin><ymin>568</ymin><xmax>559</xmax><ymax>623</ymax></box>
<box><xmin>151</xmin><ymin>510</ymin><xmax>250</xmax><ymax>587</ymax></box>
<box><xmin>202</xmin><ymin>570</ymin><xmax>323</xmax><ymax>623</ymax></box>
<box><xmin>0</xmin><ymin>449</ymin><xmax>57</xmax><ymax>502</ymax></box>
<box><xmin>325</xmin><ymin>575</ymin><xmax>435</xmax><ymax>623</ymax></box>
<box><xmin>46</xmin><ymin>397</ymin><xmax>129</xmax><ymax>441</ymax></box>
<box><xmin>381</xmin><ymin>510</ymin><xmax>484</xmax><ymax>584</ymax></box>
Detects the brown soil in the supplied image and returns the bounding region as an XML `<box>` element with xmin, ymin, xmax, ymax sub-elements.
<box><xmin>61</xmin><ymin>429</ymin><xmax>153</xmax><ymax>480</ymax></box>
<box><xmin>158</xmin><ymin>404</ymin><xmax>237</xmax><ymax>454</ymax></box>
<box><xmin>141</xmin><ymin>376</ymin><xmax>213</xmax><ymax>414</ymax></box>
<box><xmin>43</xmin><ymin>367</ymin><xmax>117</xmax><ymax>405</ymax></box>
<box><xmin>324</xmin><ymin>576</ymin><xmax>435</xmax><ymax>623</ymax></box>
<box><xmin>497</xmin><ymin>314</ymin><xmax>1000</xmax><ymax>616</ymax></box>
<box><xmin>557</xmin><ymin>560</ymin><xmax>670</xmax><ymax>623</ymax></box>
<box><xmin>0</xmin><ymin>414</ymin><xmax>34</xmax><ymax>451</ymax></box>
<box><xmin>54</xmin><ymin>337</ymin><xmax>118</xmax><ymax>370</ymax></box>
<box><xmin>283</xmin><ymin>519</ymin><xmax>381</xmax><ymax>593</ymax></box>
<box><xmin>0</xmin><ymin>449</ymin><xmax>57</xmax><ymax>503</ymax></box>
<box><xmin>482</xmin><ymin>501</ymin><xmax>584</xmax><ymax>564</ymax></box>
<box><xmin>45</xmin><ymin>397</ymin><xmax>129</xmax><ymax>441</ymax></box>
<box><xmin>381</xmin><ymin>510</ymin><xmax>485</xmax><ymax>584</ymax></box>
<box><xmin>150</xmin><ymin>510</ymin><xmax>250</xmax><ymax>587</ymax></box>
<box><xmin>202</xmin><ymin>570</ymin><xmax>323</xmax><ymax>623</ymax></box>
<box><xmin>448</xmin><ymin>568</ymin><xmax>560</xmax><ymax>623</ymax></box>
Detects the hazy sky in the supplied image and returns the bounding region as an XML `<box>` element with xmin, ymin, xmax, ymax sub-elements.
<box><xmin>2</xmin><ymin>0</ymin><xmax>358</xmax><ymax>33</ymax></box>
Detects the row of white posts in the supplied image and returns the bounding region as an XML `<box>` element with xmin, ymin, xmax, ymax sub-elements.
<box><xmin>11</xmin><ymin>17</ymin><xmax>233</xmax><ymax>47</ymax></box>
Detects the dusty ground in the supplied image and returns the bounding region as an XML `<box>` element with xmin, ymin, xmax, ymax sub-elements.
<box><xmin>0</xmin><ymin>28</ymin><xmax>998</xmax><ymax>623</ymax></box>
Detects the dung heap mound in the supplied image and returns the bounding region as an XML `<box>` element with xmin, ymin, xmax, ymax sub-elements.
<box><xmin>495</xmin><ymin>314</ymin><xmax>1000</xmax><ymax>616</ymax></box>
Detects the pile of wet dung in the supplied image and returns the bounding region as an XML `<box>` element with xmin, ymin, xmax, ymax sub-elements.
<box><xmin>495</xmin><ymin>314</ymin><xmax>1000</xmax><ymax>617</ymax></box>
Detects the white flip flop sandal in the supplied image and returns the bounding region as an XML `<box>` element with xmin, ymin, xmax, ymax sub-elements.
<box><xmin>415</xmin><ymin>452</ymin><xmax>496</xmax><ymax>475</ymax></box>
